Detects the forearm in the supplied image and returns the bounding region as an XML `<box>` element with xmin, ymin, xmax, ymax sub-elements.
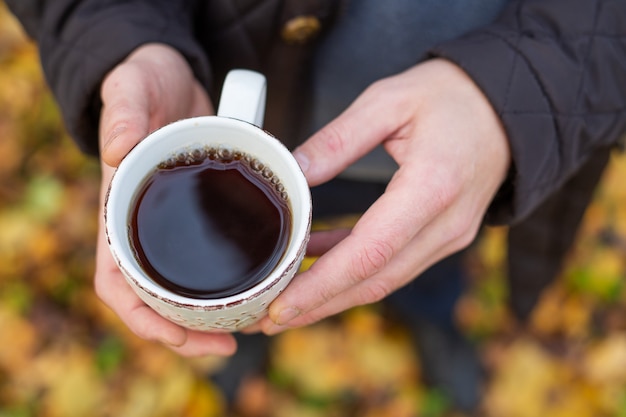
<box><xmin>430</xmin><ymin>0</ymin><xmax>626</xmax><ymax>224</ymax></box>
<box><xmin>5</xmin><ymin>0</ymin><xmax>211</xmax><ymax>156</ymax></box>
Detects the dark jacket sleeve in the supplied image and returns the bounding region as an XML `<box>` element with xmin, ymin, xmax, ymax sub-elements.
<box><xmin>430</xmin><ymin>0</ymin><xmax>626</xmax><ymax>225</ymax></box>
<box><xmin>4</xmin><ymin>0</ymin><xmax>211</xmax><ymax>156</ymax></box>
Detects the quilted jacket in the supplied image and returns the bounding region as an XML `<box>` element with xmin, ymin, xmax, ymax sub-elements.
<box><xmin>6</xmin><ymin>0</ymin><xmax>626</xmax><ymax>319</ymax></box>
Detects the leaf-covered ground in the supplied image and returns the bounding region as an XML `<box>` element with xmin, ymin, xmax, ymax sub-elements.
<box><xmin>1</xmin><ymin>3</ymin><xmax>625</xmax><ymax>416</ymax></box>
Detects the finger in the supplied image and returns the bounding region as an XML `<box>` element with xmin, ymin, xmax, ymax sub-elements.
<box><xmin>260</xmin><ymin>224</ymin><xmax>440</xmax><ymax>334</ymax></box>
<box><xmin>99</xmin><ymin>64</ymin><xmax>152</xmax><ymax>167</ymax></box>
<box><xmin>266</xmin><ymin>163</ymin><xmax>455</xmax><ymax>326</ymax></box>
<box><xmin>293</xmin><ymin>79</ymin><xmax>409</xmax><ymax>186</ymax></box>
<box><xmin>261</xmin><ymin>193</ymin><xmax>479</xmax><ymax>335</ymax></box>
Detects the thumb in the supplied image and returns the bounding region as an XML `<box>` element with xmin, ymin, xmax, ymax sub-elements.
<box><xmin>292</xmin><ymin>82</ymin><xmax>401</xmax><ymax>187</ymax></box>
<box><xmin>99</xmin><ymin>72</ymin><xmax>151</xmax><ymax>167</ymax></box>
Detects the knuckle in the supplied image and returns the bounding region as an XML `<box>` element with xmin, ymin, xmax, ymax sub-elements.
<box><xmin>456</xmin><ymin>218</ymin><xmax>481</xmax><ymax>249</ymax></box>
<box><xmin>315</xmin><ymin>281</ymin><xmax>337</xmax><ymax>305</ymax></box>
<box><xmin>446</xmin><ymin>215</ymin><xmax>480</xmax><ymax>251</ymax></box>
<box><xmin>428</xmin><ymin>174</ymin><xmax>460</xmax><ymax>214</ymax></box>
<box><xmin>317</xmin><ymin>121</ymin><xmax>348</xmax><ymax>155</ymax></box>
<box><xmin>358</xmin><ymin>280</ymin><xmax>392</xmax><ymax>305</ymax></box>
<box><xmin>431</xmin><ymin>187</ymin><xmax>454</xmax><ymax>214</ymax></box>
<box><xmin>364</xmin><ymin>77</ymin><xmax>409</xmax><ymax>113</ymax></box>
<box><xmin>366</xmin><ymin>77</ymin><xmax>392</xmax><ymax>97</ymax></box>
<box><xmin>352</xmin><ymin>239</ymin><xmax>394</xmax><ymax>281</ymax></box>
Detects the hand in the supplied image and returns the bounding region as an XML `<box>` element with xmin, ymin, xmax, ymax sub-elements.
<box><xmin>259</xmin><ymin>59</ymin><xmax>511</xmax><ymax>334</ymax></box>
<box><xmin>95</xmin><ymin>43</ymin><xmax>237</xmax><ymax>356</ymax></box>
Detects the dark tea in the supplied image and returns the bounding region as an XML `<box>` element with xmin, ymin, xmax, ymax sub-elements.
<box><xmin>129</xmin><ymin>146</ymin><xmax>292</xmax><ymax>299</ymax></box>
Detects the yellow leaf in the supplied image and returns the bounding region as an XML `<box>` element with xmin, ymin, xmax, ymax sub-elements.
<box><xmin>183</xmin><ymin>380</ymin><xmax>226</xmax><ymax>417</ymax></box>
<box><xmin>0</xmin><ymin>306</ymin><xmax>37</xmax><ymax>376</ymax></box>
<box><xmin>530</xmin><ymin>284</ymin><xmax>592</xmax><ymax>339</ymax></box>
<box><xmin>344</xmin><ymin>309</ymin><xmax>418</xmax><ymax>389</ymax></box>
<box><xmin>272</xmin><ymin>323</ymin><xmax>357</xmax><ymax>398</ymax></box>
<box><xmin>299</xmin><ymin>256</ymin><xmax>318</xmax><ymax>272</ymax></box>
<box><xmin>477</xmin><ymin>227</ymin><xmax>508</xmax><ymax>269</ymax></box>
<box><xmin>583</xmin><ymin>333</ymin><xmax>626</xmax><ymax>384</ymax></box>
<box><xmin>484</xmin><ymin>338</ymin><xmax>597</xmax><ymax>417</ymax></box>
<box><xmin>31</xmin><ymin>344</ymin><xmax>106</xmax><ymax>417</ymax></box>
<box><xmin>115</xmin><ymin>376</ymin><xmax>160</xmax><ymax>417</ymax></box>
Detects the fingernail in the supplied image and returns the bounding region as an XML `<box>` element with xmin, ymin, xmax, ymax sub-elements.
<box><xmin>275</xmin><ymin>306</ymin><xmax>300</xmax><ymax>325</ymax></box>
<box><xmin>293</xmin><ymin>150</ymin><xmax>309</xmax><ymax>174</ymax></box>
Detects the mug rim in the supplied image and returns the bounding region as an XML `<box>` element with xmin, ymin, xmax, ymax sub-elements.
<box><xmin>104</xmin><ymin>115</ymin><xmax>312</xmax><ymax>308</ymax></box>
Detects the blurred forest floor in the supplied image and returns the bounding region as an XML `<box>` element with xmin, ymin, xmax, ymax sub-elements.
<box><xmin>1</xmin><ymin>3</ymin><xmax>625</xmax><ymax>417</ymax></box>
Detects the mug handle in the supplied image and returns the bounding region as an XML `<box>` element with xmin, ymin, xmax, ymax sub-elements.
<box><xmin>216</xmin><ymin>69</ymin><xmax>267</xmax><ymax>128</ymax></box>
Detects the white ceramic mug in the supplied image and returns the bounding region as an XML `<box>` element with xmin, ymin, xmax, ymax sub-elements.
<box><xmin>104</xmin><ymin>69</ymin><xmax>312</xmax><ymax>332</ymax></box>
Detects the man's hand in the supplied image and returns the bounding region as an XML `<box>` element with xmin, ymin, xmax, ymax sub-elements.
<box><xmin>260</xmin><ymin>59</ymin><xmax>511</xmax><ymax>334</ymax></box>
<box><xmin>95</xmin><ymin>43</ymin><xmax>237</xmax><ymax>356</ymax></box>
